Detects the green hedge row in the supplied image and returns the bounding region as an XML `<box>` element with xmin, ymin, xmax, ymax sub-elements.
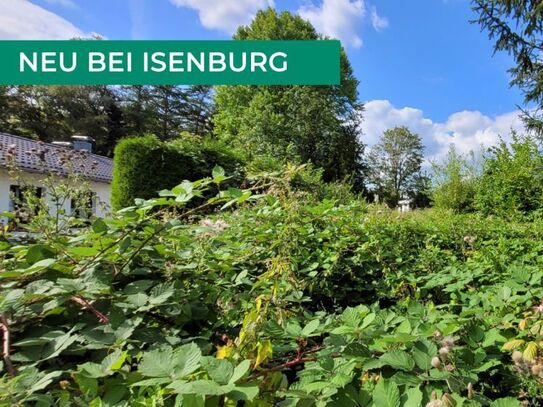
<box><xmin>111</xmin><ymin>135</ymin><xmax>245</xmax><ymax>209</ymax></box>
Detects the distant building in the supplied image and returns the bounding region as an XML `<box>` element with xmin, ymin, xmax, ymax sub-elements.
<box><xmin>397</xmin><ymin>198</ymin><xmax>412</xmax><ymax>213</ymax></box>
<box><xmin>0</xmin><ymin>133</ymin><xmax>113</xmax><ymax>223</ymax></box>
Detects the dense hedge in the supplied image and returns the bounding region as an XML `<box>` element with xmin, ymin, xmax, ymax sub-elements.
<box><xmin>111</xmin><ymin>135</ymin><xmax>245</xmax><ymax>209</ymax></box>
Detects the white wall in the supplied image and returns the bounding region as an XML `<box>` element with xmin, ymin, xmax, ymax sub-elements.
<box><xmin>0</xmin><ymin>168</ymin><xmax>111</xmax><ymax>225</ymax></box>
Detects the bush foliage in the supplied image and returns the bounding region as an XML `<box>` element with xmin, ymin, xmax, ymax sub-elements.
<box><xmin>431</xmin><ymin>145</ymin><xmax>477</xmax><ymax>213</ymax></box>
<box><xmin>2</xmin><ymin>168</ymin><xmax>543</xmax><ymax>406</ymax></box>
<box><xmin>110</xmin><ymin>135</ymin><xmax>245</xmax><ymax>209</ymax></box>
<box><xmin>475</xmin><ymin>135</ymin><xmax>543</xmax><ymax>217</ymax></box>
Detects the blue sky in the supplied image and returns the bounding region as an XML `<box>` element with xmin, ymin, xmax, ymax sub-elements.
<box><xmin>0</xmin><ymin>0</ymin><xmax>528</xmax><ymax>160</ymax></box>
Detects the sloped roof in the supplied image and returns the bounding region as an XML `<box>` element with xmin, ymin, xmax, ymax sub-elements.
<box><xmin>0</xmin><ymin>133</ymin><xmax>113</xmax><ymax>183</ymax></box>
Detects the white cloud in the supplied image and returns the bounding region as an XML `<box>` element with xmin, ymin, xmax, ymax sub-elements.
<box><xmin>369</xmin><ymin>6</ymin><xmax>388</xmax><ymax>31</ymax></box>
<box><xmin>170</xmin><ymin>0</ymin><xmax>274</xmax><ymax>33</ymax></box>
<box><xmin>170</xmin><ymin>0</ymin><xmax>387</xmax><ymax>46</ymax></box>
<box><xmin>43</xmin><ymin>0</ymin><xmax>77</xmax><ymax>9</ymax></box>
<box><xmin>298</xmin><ymin>0</ymin><xmax>388</xmax><ymax>48</ymax></box>
<box><xmin>298</xmin><ymin>0</ymin><xmax>365</xmax><ymax>48</ymax></box>
<box><xmin>0</xmin><ymin>0</ymin><xmax>90</xmax><ymax>39</ymax></box>
<box><xmin>360</xmin><ymin>99</ymin><xmax>526</xmax><ymax>162</ymax></box>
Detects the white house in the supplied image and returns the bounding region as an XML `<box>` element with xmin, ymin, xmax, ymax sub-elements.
<box><xmin>0</xmin><ymin>133</ymin><xmax>113</xmax><ymax>223</ymax></box>
<box><xmin>397</xmin><ymin>198</ymin><xmax>412</xmax><ymax>213</ymax></box>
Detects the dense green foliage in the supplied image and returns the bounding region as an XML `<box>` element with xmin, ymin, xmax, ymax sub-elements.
<box><xmin>0</xmin><ymin>85</ymin><xmax>214</xmax><ymax>156</ymax></box>
<box><xmin>110</xmin><ymin>135</ymin><xmax>244</xmax><ymax>209</ymax></box>
<box><xmin>213</xmin><ymin>9</ymin><xmax>365</xmax><ymax>185</ymax></box>
<box><xmin>474</xmin><ymin>135</ymin><xmax>543</xmax><ymax>217</ymax></box>
<box><xmin>431</xmin><ymin>146</ymin><xmax>477</xmax><ymax>213</ymax></box>
<box><xmin>2</xmin><ymin>167</ymin><xmax>543</xmax><ymax>406</ymax></box>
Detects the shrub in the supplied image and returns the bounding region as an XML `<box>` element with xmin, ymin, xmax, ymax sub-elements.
<box><xmin>475</xmin><ymin>134</ymin><xmax>543</xmax><ymax>217</ymax></box>
<box><xmin>3</xmin><ymin>168</ymin><xmax>543</xmax><ymax>405</ymax></box>
<box><xmin>111</xmin><ymin>135</ymin><xmax>245</xmax><ymax>209</ymax></box>
<box><xmin>431</xmin><ymin>145</ymin><xmax>477</xmax><ymax>212</ymax></box>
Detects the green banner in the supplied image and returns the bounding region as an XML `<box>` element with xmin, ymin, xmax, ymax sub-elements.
<box><xmin>0</xmin><ymin>40</ymin><xmax>340</xmax><ymax>85</ymax></box>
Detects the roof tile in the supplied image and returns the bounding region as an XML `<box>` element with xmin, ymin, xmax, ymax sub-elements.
<box><xmin>0</xmin><ymin>133</ymin><xmax>113</xmax><ymax>183</ymax></box>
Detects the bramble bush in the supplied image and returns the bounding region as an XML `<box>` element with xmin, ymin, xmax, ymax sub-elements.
<box><xmin>1</xmin><ymin>167</ymin><xmax>543</xmax><ymax>406</ymax></box>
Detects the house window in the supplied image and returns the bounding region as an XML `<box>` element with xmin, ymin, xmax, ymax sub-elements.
<box><xmin>71</xmin><ymin>192</ymin><xmax>96</xmax><ymax>219</ymax></box>
<box><xmin>9</xmin><ymin>185</ymin><xmax>43</xmax><ymax>222</ymax></box>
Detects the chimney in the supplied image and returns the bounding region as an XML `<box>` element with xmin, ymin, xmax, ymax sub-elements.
<box><xmin>71</xmin><ymin>135</ymin><xmax>94</xmax><ymax>153</ymax></box>
<box><xmin>51</xmin><ymin>141</ymin><xmax>73</xmax><ymax>148</ymax></box>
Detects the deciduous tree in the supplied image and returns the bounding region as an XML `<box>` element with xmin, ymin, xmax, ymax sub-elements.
<box><xmin>213</xmin><ymin>8</ymin><xmax>365</xmax><ymax>184</ymax></box>
<box><xmin>368</xmin><ymin>126</ymin><xmax>424</xmax><ymax>207</ymax></box>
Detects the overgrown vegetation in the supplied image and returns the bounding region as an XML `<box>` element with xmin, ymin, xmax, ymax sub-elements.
<box><xmin>2</xmin><ymin>163</ymin><xmax>543</xmax><ymax>406</ymax></box>
<box><xmin>2</xmin><ymin>2</ymin><xmax>543</xmax><ymax>405</ymax></box>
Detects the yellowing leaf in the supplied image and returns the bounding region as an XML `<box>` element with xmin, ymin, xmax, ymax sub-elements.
<box><xmin>255</xmin><ymin>340</ymin><xmax>272</xmax><ymax>368</ymax></box>
<box><xmin>518</xmin><ymin>319</ymin><xmax>528</xmax><ymax>331</ymax></box>
<box><xmin>503</xmin><ymin>339</ymin><xmax>525</xmax><ymax>350</ymax></box>
<box><xmin>523</xmin><ymin>342</ymin><xmax>538</xmax><ymax>362</ymax></box>
<box><xmin>216</xmin><ymin>345</ymin><xmax>233</xmax><ymax>360</ymax></box>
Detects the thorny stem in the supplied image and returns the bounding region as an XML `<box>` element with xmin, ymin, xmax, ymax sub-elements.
<box><xmin>0</xmin><ymin>314</ymin><xmax>16</xmax><ymax>377</ymax></box>
<box><xmin>248</xmin><ymin>345</ymin><xmax>336</xmax><ymax>379</ymax></box>
<box><xmin>117</xmin><ymin>198</ymin><xmax>219</xmax><ymax>273</ymax></box>
<box><xmin>71</xmin><ymin>295</ymin><xmax>109</xmax><ymax>324</ymax></box>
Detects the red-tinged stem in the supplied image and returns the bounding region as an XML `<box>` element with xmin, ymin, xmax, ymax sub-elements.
<box><xmin>71</xmin><ymin>295</ymin><xmax>109</xmax><ymax>324</ymax></box>
<box><xmin>266</xmin><ymin>356</ymin><xmax>317</xmax><ymax>372</ymax></box>
<box><xmin>0</xmin><ymin>314</ymin><xmax>16</xmax><ymax>377</ymax></box>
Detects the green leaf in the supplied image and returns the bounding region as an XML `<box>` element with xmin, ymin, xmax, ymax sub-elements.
<box><xmin>412</xmin><ymin>339</ymin><xmax>437</xmax><ymax>371</ymax></box>
<box><xmin>490</xmin><ymin>398</ymin><xmax>521</xmax><ymax>407</ymax></box>
<box><xmin>40</xmin><ymin>329</ymin><xmax>79</xmax><ymax>361</ymax></box>
<box><xmin>26</xmin><ymin>258</ymin><xmax>57</xmax><ymax>273</ymax></box>
<box><xmin>118</xmin><ymin>237</ymin><xmax>132</xmax><ymax>254</ymax></box>
<box><xmin>126</xmin><ymin>292</ymin><xmax>148</xmax><ymax>307</ymax></box>
<box><xmin>78</xmin><ymin>362</ymin><xmax>105</xmax><ymax>378</ymax></box>
<box><xmin>131</xmin><ymin>377</ymin><xmax>171</xmax><ymax>387</ymax></box>
<box><xmin>229</xmin><ymin>360</ymin><xmax>251</xmax><ymax>384</ymax></box>
<box><xmin>74</xmin><ymin>373</ymin><xmax>98</xmax><ymax>396</ymax></box>
<box><xmin>173</xmin><ymin>343</ymin><xmax>202</xmax><ymax>378</ymax></box>
<box><xmin>28</xmin><ymin>370</ymin><xmax>63</xmax><ymax>394</ymax></box>
<box><xmin>301</xmin><ymin>319</ymin><xmax>320</xmax><ymax>337</ymax></box>
<box><xmin>342</xmin><ymin>307</ymin><xmax>363</xmax><ymax>327</ymax></box>
<box><xmin>177</xmin><ymin>394</ymin><xmax>205</xmax><ymax>407</ymax></box>
<box><xmin>330</xmin><ymin>326</ymin><xmax>356</xmax><ymax>335</ymax></box>
<box><xmin>212</xmin><ymin>166</ymin><xmax>226</xmax><ymax>182</ymax></box>
<box><xmin>402</xmin><ymin>386</ymin><xmax>423</xmax><ymax>407</ymax></box>
<box><xmin>379</xmin><ymin>350</ymin><xmax>415</xmax><ymax>371</ymax></box>
<box><xmin>138</xmin><ymin>348</ymin><xmax>174</xmax><ymax>377</ymax></box>
<box><xmin>360</xmin><ymin>313</ymin><xmax>376</xmax><ymax>329</ymax></box>
<box><xmin>228</xmin><ymin>383</ymin><xmax>260</xmax><ymax>401</ymax></box>
<box><xmin>149</xmin><ymin>283</ymin><xmax>175</xmax><ymax>305</ymax></box>
<box><xmin>100</xmin><ymin>350</ymin><xmax>127</xmax><ymax>374</ymax></box>
<box><xmin>67</xmin><ymin>246</ymin><xmax>99</xmax><ymax>257</ymax></box>
<box><xmin>26</xmin><ymin>244</ymin><xmax>55</xmax><ymax>264</ymax></box>
<box><xmin>373</xmin><ymin>378</ymin><xmax>400</xmax><ymax>407</ymax></box>
<box><xmin>92</xmin><ymin>218</ymin><xmax>108</xmax><ymax>233</ymax></box>
<box><xmin>173</xmin><ymin>181</ymin><xmax>194</xmax><ymax>203</ymax></box>
<box><xmin>204</xmin><ymin>359</ymin><xmax>233</xmax><ymax>385</ymax></box>
<box><xmin>169</xmin><ymin>379</ymin><xmax>232</xmax><ymax>396</ymax></box>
